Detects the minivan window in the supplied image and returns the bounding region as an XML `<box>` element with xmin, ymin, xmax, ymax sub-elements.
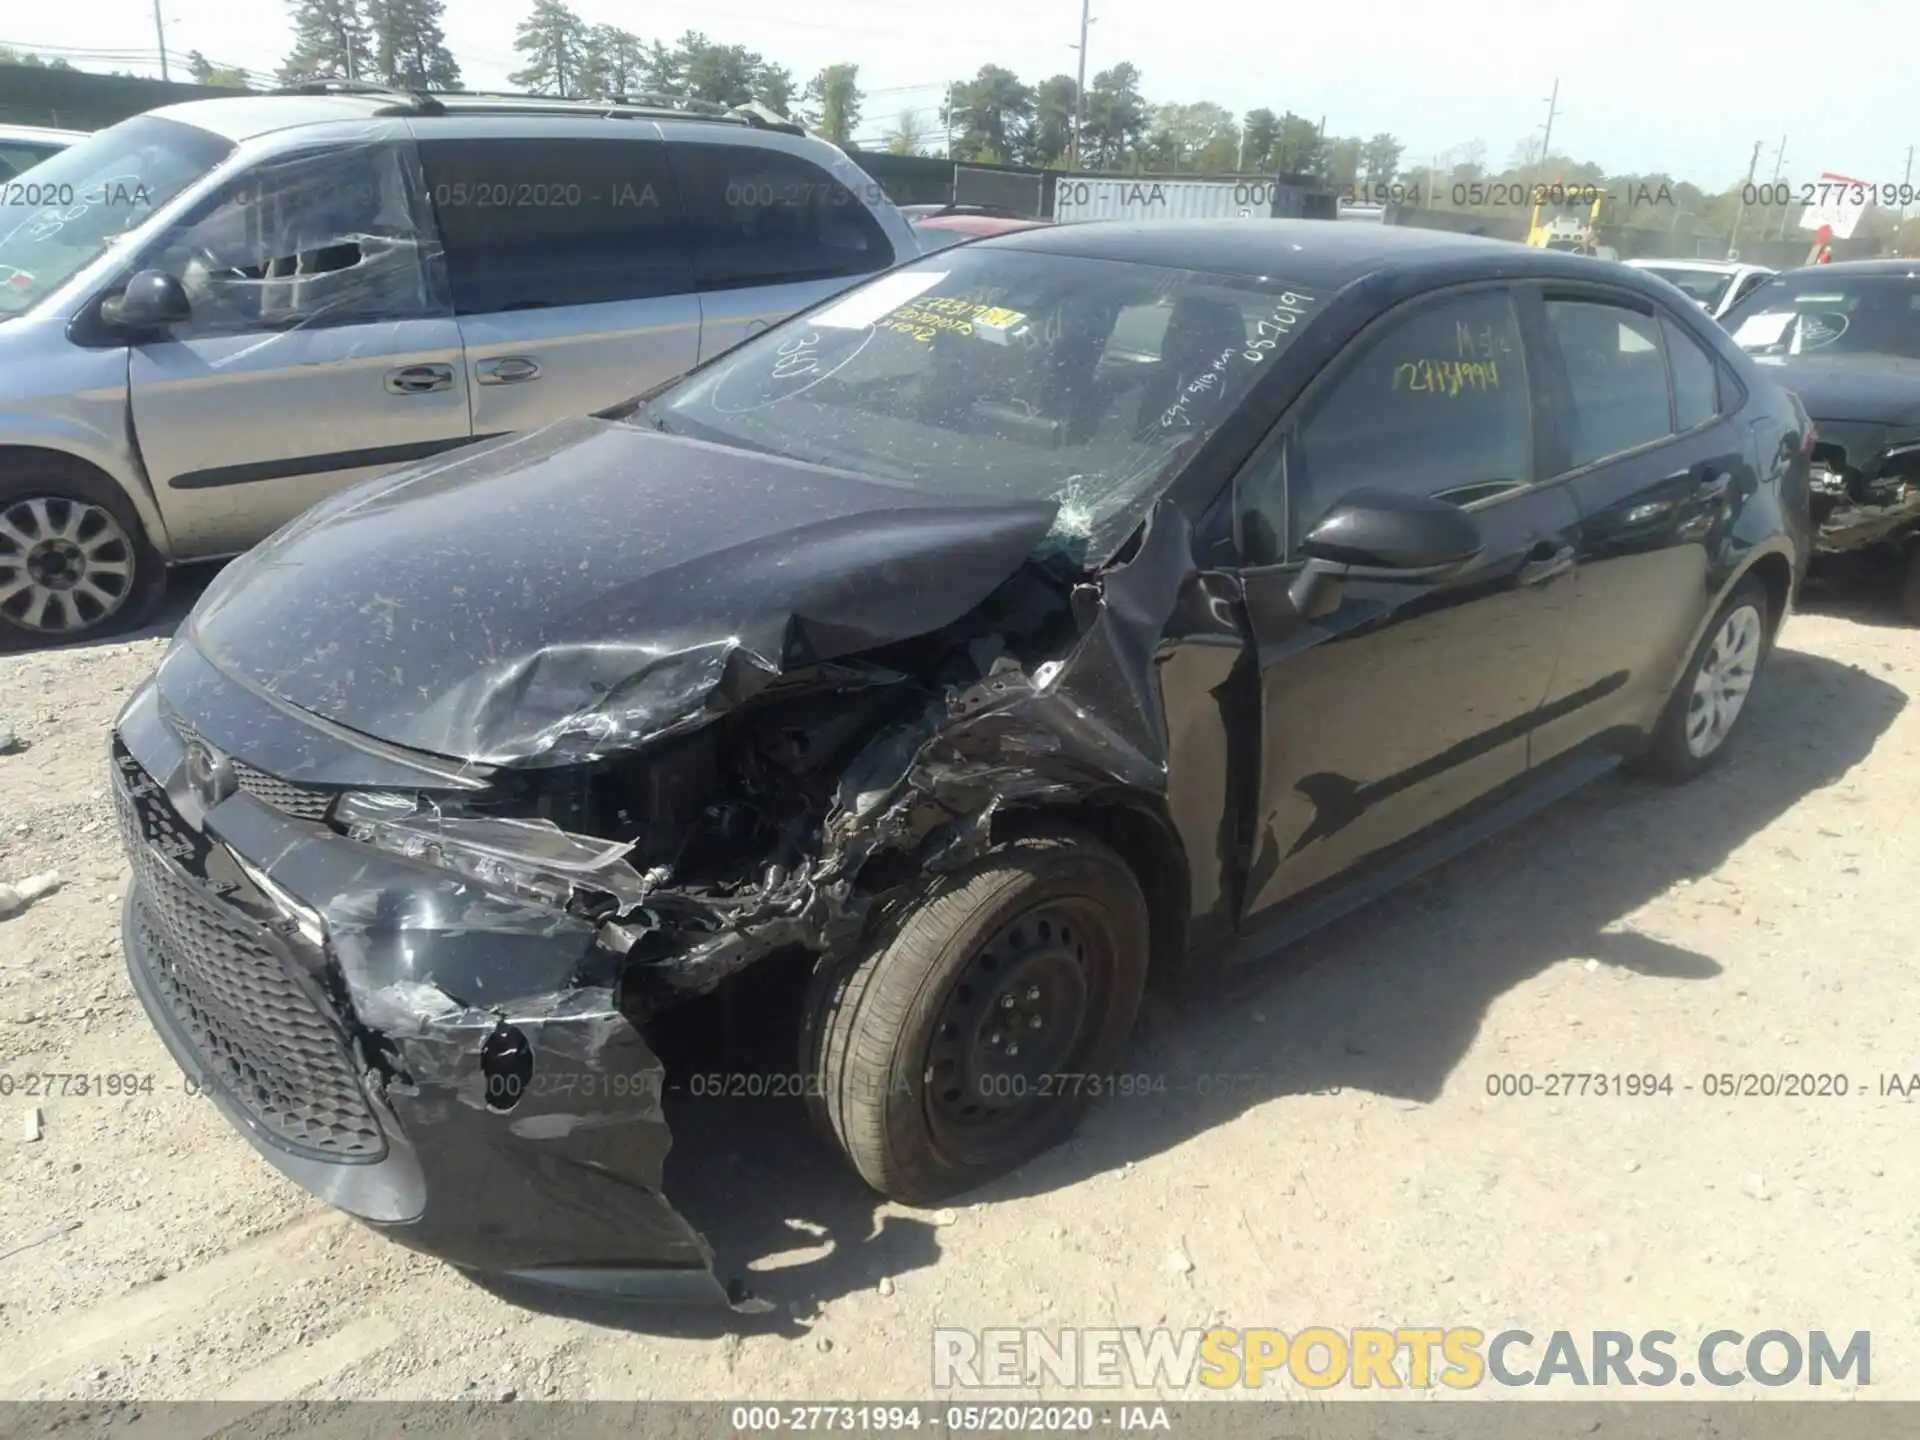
<box><xmin>145</xmin><ymin>142</ymin><xmax>443</xmax><ymax>334</ymax></box>
<box><xmin>648</xmin><ymin>247</ymin><xmax>1315</xmax><ymax>560</ymax></box>
<box><xmin>0</xmin><ymin>115</ymin><xmax>232</xmax><ymax>318</ymax></box>
<box><xmin>419</xmin><ymin>137</ymin><xmax>691</xmax><ymax>313</ymax></box>
<box><xmin>671</xmin><ymin>142</ymin><xmax>892</xmax><ymax>291</ymax></box>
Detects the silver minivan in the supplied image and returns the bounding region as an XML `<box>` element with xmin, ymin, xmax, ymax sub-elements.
<box><xmin>0</xmin><ymin>84</ymin><xmax>915</xmax><ymax>646</ymax></box>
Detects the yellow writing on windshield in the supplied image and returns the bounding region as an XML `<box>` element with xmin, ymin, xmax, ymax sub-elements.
<box><xmin>878</xmin><ymin>297</ymin><xmax>1025</xmax><ymax>345</ymax></box>
<box><xmin>1393</xmin><ymin>358</ymin><xmax>1500</xmax><ymax>395</ymax></box>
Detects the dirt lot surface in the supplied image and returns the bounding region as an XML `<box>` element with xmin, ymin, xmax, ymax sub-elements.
<box><xmin>1</xmin><ymin>573</ymin><xmax>1915</xmax><ymax>1407</ymax></box>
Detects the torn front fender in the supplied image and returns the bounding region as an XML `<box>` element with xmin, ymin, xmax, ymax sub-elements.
<box><xmin>625</xmin><ymin>500</ymin><xmax>1246</xmax><ymax>999</ymax></box>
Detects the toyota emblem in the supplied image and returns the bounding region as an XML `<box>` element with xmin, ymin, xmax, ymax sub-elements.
<box><xmin>184</xmin><ymin>740</ymin><xmax>238</xmax><ymax>808</ymax></box>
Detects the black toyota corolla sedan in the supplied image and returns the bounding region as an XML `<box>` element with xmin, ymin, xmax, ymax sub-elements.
<box><xmin>112</xmin><ymin>221</ymin><xmax>1811</xmax><ymax>1305</ymax></box>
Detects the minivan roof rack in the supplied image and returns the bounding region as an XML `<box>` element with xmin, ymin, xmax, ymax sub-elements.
<box><xmin>272</xmin><ymin>76</ymin><xmax>445</xmax><ymax>115</ymax></box>
<box><xmin>262</xmin><ymin>80</ymin><xmax>808</xmax><ymax>134</ymax></box>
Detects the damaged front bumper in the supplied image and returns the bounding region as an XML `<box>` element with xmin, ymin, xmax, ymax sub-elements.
<box><xmin>111</xmin><ymin>667</ymin><xmax>735</xmax><ymax>1305</ymax></box>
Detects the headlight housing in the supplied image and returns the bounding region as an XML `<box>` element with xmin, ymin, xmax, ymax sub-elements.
<box><xmin>333</xmin><ymin>792</ymin><xmax>650</xmax><ymax>914</ymax></box>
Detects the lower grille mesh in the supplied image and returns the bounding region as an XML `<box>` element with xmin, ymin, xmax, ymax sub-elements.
<box><xmin>115</xmin><ymin>744</ymin><xmax>385</xmax><ymax>1161</ymax></box>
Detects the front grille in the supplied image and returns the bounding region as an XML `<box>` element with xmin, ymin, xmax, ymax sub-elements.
<box><xmin>114</xmin><ymin>743</ymin><xmax>385</xmax><ymax>1162</ymax></box>
<box><xmin>167</xmin><ymin>716</ymin><xmax>335</xmax><ymax>821</ymax></box>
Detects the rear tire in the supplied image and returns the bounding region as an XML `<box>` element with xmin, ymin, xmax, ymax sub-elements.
<box><xmin>1631</xmin><ymin>577</ymin><xmax>1770</xmax><ymax>784</ymax></box>
<box><xmin>802</xmin><ymin>828</ymin><xmax>1149</xmax><ymax>1205</ymax></box>
<box><xmin>0</xmin><ymin>462</ymin><xmax>164</xmax><ymax>651</ymax></box>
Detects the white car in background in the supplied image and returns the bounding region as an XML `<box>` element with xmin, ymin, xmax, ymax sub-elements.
<box><xmin>1626</xmin><ymin>258</ymin><xmax>1776</xmax><ymax>321</ymax></box>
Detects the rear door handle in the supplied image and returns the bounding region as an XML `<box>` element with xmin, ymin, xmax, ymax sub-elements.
<box><xmin>1517</xmin><ymin>542</ymin><xmax>1576</xmax><ymax>587</ymax></box>
<box><xmin>475</xmin><ymin>356</ymin><xmax>541</xmax><ymax>385</ymax></box>
<box><xmin>385</xmin><ymin>363</ymin><xmax>454</xmax><ymax>395</ymax></box>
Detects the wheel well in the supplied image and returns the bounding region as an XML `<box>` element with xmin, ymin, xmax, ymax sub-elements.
<box><xmin>990</xmin><ymin>799</ymin><xmax>1189</xmax><ymax>978</ymax></box>
<box><xmin>0</xmin><ymin>445</ymin><xmax>161</xmax><ymax>551</ymax></box>
<box><xmin>0</xmin><ymin>445</ymin><xmax>117</xmax><ymax>488</ymax></box>
<box><xmin>1744</xmin><ymin>552</ymin><xmax>1793</xmax><ymax>641</ymax></box>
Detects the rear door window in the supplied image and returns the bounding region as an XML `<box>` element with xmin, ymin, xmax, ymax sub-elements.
<box><xmin>1544</xmin><ymin>299</ymin><xmax>1673</xmax><ymax>469</ymax></box>
<box><xmin>668</xmin><ymin>141</ymin><xmax>893</xmax><ymax>291</ymax></box>
<box><xmin>418</xmin><ymin>136</ymin><xmax>692</xmax><ymax>314</ymax></box>
<box><xmin>1663</xmin><ymin>316</ymin><xmax>1721</xmax><ymax>433</ymax></box>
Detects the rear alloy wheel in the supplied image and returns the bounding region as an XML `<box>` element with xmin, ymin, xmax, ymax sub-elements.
<box><xmin>803</xmin><ymin>829</ymin><xmax>1149</xmax><ymax>1204</ymax></box>
<box><xmin>1633</xmin><ymin>578</ymin><xmax>1770</xmax><ymax>783</ymax></box>
<box><xmin>0</xmin><ymin>474</ymin><xmax>161</xmax><ymax>650</ymax></box>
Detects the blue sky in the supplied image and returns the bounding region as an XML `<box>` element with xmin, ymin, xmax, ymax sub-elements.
<box><xmin>7</xmin><ymin>0</ymin><xmax>1914</xmax><ymax>192</ymax></box>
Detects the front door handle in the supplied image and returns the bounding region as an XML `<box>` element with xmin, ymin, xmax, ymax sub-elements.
<box><xmin>1694</xmin><ymin>470</ymin><xmax>1731</xmax><ymax>502</ymax></box>
<box><xmin>1517</xmin><ymin>542</ymin><xmax>1576</xmax><ymax>587</ymax></box>
<box><xmin>475</xmin><ymin>356</ymin><xmax>541</xmax><ymax>385</ymax></box>
<box><xmin>385</xmin><ymin>363</ymin><xmax>454</xmax><ymax>395</ymax></box>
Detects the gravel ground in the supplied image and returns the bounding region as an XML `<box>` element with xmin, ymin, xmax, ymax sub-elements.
<box><xmin>1</xmin><ymin>571</ymin><xmax>1915</xmax><ymax>1405</ymax></box>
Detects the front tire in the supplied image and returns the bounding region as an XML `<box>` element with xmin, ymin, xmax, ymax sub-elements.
<box><xmin>803</xmin><ymin>829</ymin><xmax>1149</xmax><ymax>1204</ymax></box>
<box><xmin>0</xmin><ymin>463</ymin><xmax>163</xmax><ymax>650</ymax></box>
<box><xmin>1632</xmin><ymin>577</ymin><xmax>1770</xmax><ymax>784</ymax></box>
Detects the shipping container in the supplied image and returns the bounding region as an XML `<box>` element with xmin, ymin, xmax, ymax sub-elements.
<box><xmin>1052</xmin><ymin>175</ymin><xmax>1292</xmax><ymax>222</ymax></box>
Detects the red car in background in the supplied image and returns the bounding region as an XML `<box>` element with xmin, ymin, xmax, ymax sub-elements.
<box><xmin>903</xmin><ymin>203</ymin><xmax>1053</xmax><ymax>252</ymax></box>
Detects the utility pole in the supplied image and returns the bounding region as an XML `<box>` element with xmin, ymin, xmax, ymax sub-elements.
<box><xmin>1902</xmin><ymin>145</ymin><xmax>1914</xmax><ymax>234</ymax></box>
<box><xmin>1769</xmin><ymin>135</ymin><xmax>1790</xmax><ymax>239</ymax></box>
<box><xmin>1538</xmin><ymin>79</ymin><xmax>1560</xmax><ymax>172</ymax></box>
<box><xmin>1069</xmin><ymin>0</ymin><xmax>1092</xmax><ymax>169</ymax></box>
<box><xmin>1727</xmin><ymin>138</ymin><xmax>1763</xmax><ymax>255</ymax></box>
<box><xmin>152</xmin><ymin>0</ymin><xmax>168</xmax><ymax>80</ymax></box>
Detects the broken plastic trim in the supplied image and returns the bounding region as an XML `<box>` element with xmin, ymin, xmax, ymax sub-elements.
<box><xmin>334</xmin><ymin>791</ymin><xmax>655</xmax><ymax>915</ymax></box>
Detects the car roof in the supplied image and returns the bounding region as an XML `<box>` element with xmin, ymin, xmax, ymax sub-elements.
<box><xmin>1769</xmin><ymin>258</ymin><xmax>1920</xmax><ymax>279</ymax></box>
<box><xmin>0</xmin><ymin>123</ymin><xmax>88</xmax><ymax>144</ymax></box>
<box><xmin>913</xmin><ymin>215</ymin><xmax>1051</xmax><ymax>236</ymax></box>
<box><xmin>986</xmin><ymin>218</ymin><xmax>1640</xmax><ymax>289</ymax></box>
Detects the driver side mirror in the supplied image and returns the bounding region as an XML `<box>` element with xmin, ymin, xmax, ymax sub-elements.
<box><xmin>1287</xmin><ymin>487</ymin><xmax>1485</xmax><ymax>619</ymax></box>
<box><xmin>99</xmin><ymin>269</ymin><xmax>190</xmax><ymax>331</ymax></box>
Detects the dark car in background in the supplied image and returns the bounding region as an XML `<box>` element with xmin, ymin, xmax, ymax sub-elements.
<box><xmin>1721</xmin><ymin>259</ymin><xmax>1920</xmax><ymax>620</ymax></box>
<box><xmin>112</xmin><ymin>221</ymin><xmax>1810</xmax><ymax>1305</ymax></box>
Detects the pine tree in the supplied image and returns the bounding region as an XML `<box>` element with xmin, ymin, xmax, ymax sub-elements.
<box><xmin>278</xmin><ymin>0</ymin><xmax>373</xmax><ymax>84</ymax></box>
<box><xmin>509</xmin><ymin>0</ymin><xmax>589</xmax><ymax>97</ymax></box>
<box><xmin>365</xmin><ymin>0</ymin><xmax>461</xmax><ymax>90</ymax></box>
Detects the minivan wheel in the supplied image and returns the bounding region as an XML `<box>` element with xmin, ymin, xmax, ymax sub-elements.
<box><xmin>1632</xmin><ymin>577</ymin><xmax>1770</xmax><ymax>784</ymax></box>
<box><xmin>803</xmin><ymin>829</ymin><xmax>1149</xmax><ymax>1205</ymax></box>
<box><xmin>0</xmin><ymin>466</ymin><xmax>162</xmax><ymax>650</ymax></box>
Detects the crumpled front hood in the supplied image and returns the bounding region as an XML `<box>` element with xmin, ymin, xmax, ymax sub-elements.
<box><xmin>1770</xmin><ymin>355</ymin><xmax>1920</xmax><ymax>425</ymax></box>
<box><xmin>186</xmin><ymin>417</ymin><xmax>1058</xmax><ymax>766</ymax></box>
